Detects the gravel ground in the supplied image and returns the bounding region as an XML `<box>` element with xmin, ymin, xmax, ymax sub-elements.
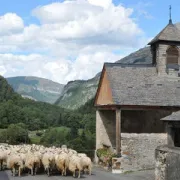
<box><xmin>0</xmin><ymin>167</ymin><xmax>154</xmax><ymax>180</ymax></box>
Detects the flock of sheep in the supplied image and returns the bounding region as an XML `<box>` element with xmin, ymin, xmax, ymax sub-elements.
<box><xmin>0</xmin><ymin>144</ymin><xmax>92</xmax><ymax>178</ymax></box>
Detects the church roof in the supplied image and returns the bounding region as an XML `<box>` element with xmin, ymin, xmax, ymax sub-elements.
<box><xmin>104</xmin><ymin>63</ymin><xmax>180</xmax><ymax>107</ymax></box>
<box><xmin>161</xmin><ymin>111</ymin><xmax>180</xmax><ymax>121</ymax></box>
<box><xmin>148</xmin><ymin>23</ymin><xmax>180</xmax><ymax>45</ymax></box>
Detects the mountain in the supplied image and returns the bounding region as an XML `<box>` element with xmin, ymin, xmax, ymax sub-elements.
<box><xmin>116</xmin><ymin>46</ymin><xmax>151</xmax><ymax>64</ymax></box>
<box><xmin>55</xmin><ymin>46</ymin><xmax>151</xmax><ymax>109</ymax></box>
<box><xmin>55</xmin><ymin>73</ymin><xmax>100</xmax><ymax>109</ymax></box>
<box><xmin>0</xmin><ymin>75</ymin><xmax>17</xmax><ymax>101</ymax></box>
<box><xmin>6</xmin><ymin>76</ymin><xmax>64</xmax><ymax>104</ymax></box>
<box><xmin>0</xmin><ymin>74</ymin><xmax>69</xmax><ymax>130</ymax></box>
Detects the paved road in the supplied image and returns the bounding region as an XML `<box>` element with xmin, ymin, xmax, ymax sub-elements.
<box><xmin>0</xmin><ymin>168</ymin><xmax>154</xmax><ymax>180</ymax></box>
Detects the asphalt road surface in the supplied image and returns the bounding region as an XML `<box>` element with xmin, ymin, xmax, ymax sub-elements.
<box><xmin>0</xmin><ymin>168</ymin><xmax>154</xmax><ymax>180</ymax></box>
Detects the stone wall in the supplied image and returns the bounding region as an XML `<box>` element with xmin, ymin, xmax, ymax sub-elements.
<box><xmin>96</xmin><ymin>109</ymin><xmax>174</xmax><ymax>170</ymax></box>
<box><xmin>96</xmin><ymin>110</ymin><xmax>116</xmax><ymax>149</ymax></box>
<box><xmin>121</xmin><ymin>133</ymin><xmax>167</xmax><ymax>171</ymax></box>
<box><xmin>155</xmin><ymin>145</ymin><xmax>180</xmax><ymax>180</ymax></box>
<box><xmin>156</xmin><ymin>44</ymin><xmax>180</xmax><ymax>76</ymax></box>
<box><xmin>156</xmin><ymin>44</ymin><xmax>168</xmax><ymax>75</ymax></box>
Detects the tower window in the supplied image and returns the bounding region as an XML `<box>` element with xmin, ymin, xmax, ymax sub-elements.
<box><xmin>166</xmin><ymin>46</ymin><xmax>179</xmax><ymax>71</ymax></box>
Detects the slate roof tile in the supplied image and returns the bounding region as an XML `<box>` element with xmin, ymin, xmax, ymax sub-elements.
<box><xmin>148</xmin><ymin>23</ymin><xmax>180</xmax><ymax>45</ymax></box>
<box><xmin>105</xmin><ymin>63</ymin><xmax>180</xmax><ymax>107</ymax></box>
<box><xmin>161</xmin><ymin>111</ymin><xmax>180</xmax><ymax>121</ymax></box>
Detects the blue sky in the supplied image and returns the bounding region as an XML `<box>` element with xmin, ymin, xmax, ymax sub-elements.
<box><xmin>118</xmin><ymin>0</ymin><xmax>180</xmax><ymax>36</ymax></box>
<box><xmin>0</xmin><ymin>0</ymin><xmax>180</xmax><ymax>83</ymax></box>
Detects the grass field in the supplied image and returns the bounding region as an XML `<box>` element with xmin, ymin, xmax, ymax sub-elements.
<box><xmin>28</xmin><ymin>130</ymin><xmax>45</xmax><ymax>144</ymax></box>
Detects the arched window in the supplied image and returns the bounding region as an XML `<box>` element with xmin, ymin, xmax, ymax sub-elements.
<box><xmin>166</xmin><ymin>46</ymin><xmax>179</xmax><ymax>70</ymax></box>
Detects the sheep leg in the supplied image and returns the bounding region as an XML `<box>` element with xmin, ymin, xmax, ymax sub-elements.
<box><xmin>0</xmin><ymin>160</ymin><xmax>2</xmax><ymax>171</ymax></box>
<box><xmin>12</xmin><ymin>167</ymin><xmax>15</xmax><ymax>177</ymax></box>
<box><xmin>28</xmin><ymin>169</ymin><xmax>31</xmax><ymax>175</ymax></box>
<box><xmin>47</xmin><ymin>168</ymin><xmax>50</xmax><ymax>176</ymax></box>
<box><xmin>34</xmin><ymin>166</ymin><xmax>37</xmax><ymax>175</ymax></box>
<box><xmin>78</xmin><ymin>169</ymin><xmax>81</xmax><ymax>178</ymax></box>
<box><xmin>73</xmin><ymin>170</ymin><xmax>75</xmax><ymax>177</ymax></box>
<box><xmin>62</xmin><ymin>168</ymin><xmax>65</xmax><ymax>176</ymax></box>
<box><xmin>64</xmin><ymin>167</ymin><xmax>67</xmax><ymax>176</ymax></box>
<box><xmin>89</xmin><ymin>166</ymin><xmax>91</xmax><ymax>175</ymax></box>
<box><xmin>18</xmin><ymin>167</ymin><xmax>21</xmax><ymax>177</ymax></box>
<box><xmin>50</xmin><ymin>167</ymin><xmax>53</xmax><ymax>176</ymax></box>
<box><xmin>31</xmin><ymin>167</ymin><xmax>33</xmax><ymax>176</ymax></box>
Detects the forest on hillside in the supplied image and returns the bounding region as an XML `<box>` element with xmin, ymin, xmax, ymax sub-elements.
<box><xmin>0</xmin><ymin>76</ymin><xmax>96</xmax><ymax>157</ymax></box>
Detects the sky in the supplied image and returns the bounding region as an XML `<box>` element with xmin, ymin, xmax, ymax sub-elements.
<box><xmin>0</xmin><ymin>0</ymin><xmax>180</xmax><ymax>84</ymax></box>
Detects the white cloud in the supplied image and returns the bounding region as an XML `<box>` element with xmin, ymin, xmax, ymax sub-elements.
<box><xmin>65</xmin><ymin>51</ymin><xmax>121</xmax><ymax>81</ymax></box>
<box><xmin>0</xmin><ymin>0</ymin><xmax>149</xmax><ymax>84</ymax></box>
<box><xmin>0</xmin><ymin>13</ymin><xmax>24</xmax><ymax>35</ymax></box>
<box><xmin>32</xmin><ymin>0</ymin><xmax>142</xmax><ymax>47</ymax></box>
<box><xmin>1</xmin><ymin>51</ymin><xmax>121</xmax><ymax>84</ymax></box>
<box><xmin>0</xmin><ymin>66</ymin><xmax>6</xmax><ymax>76</ymax></box>
<box><xmin>88</xmin><ymin>0</ymin><xmax>112</xmax><ymax>8</ymax></box>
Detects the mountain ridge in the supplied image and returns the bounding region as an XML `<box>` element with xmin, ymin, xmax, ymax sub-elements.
<box><xmin>7</xmin><ymin>76</ymin><xmax>64</xmax><ymax>104</ymax></box>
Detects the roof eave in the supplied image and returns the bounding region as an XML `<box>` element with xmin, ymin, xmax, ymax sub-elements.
<box><xmin>148</xmin><ymin>39</ymin><xmax>180</xmax><ymax>46</ymax></box>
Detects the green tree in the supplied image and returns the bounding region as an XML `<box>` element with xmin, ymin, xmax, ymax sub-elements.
<box><xmin>6</xmin><ymin>123</ymin><xmax>29</xmax><ymax>144</ymax></box>
<box><xmin>0</xmin><ymin>129</ymin><xmax>7</xmax><ymax>143</ymax></box>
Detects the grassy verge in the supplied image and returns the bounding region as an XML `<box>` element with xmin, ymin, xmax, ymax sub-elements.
<box><xmin>28</xmin><ymin>130</ymin><xmax>45</xmax><ymax>144</ymax></box>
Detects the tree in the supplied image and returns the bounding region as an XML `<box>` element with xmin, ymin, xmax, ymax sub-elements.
<box><xmin>70</xmin><ymin>126</ymin><xmax>78</xmax><ymax>139</ymax></box>
<box><xmin>0</xmin><ymin>129</ymin><xmax>7</xmax><ymax>143</ymax></box>
<box><xmin>6</xmin><ymin>123</ymin><xmax>29</xmax><ymax>144</ymax></box>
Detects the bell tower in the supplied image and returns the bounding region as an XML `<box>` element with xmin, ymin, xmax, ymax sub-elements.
<box><xmin>148</xmin><ymin>6</ymin><xmax>180</xmax><ymax>76</ymax></box>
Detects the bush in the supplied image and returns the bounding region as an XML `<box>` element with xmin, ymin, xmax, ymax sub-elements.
<box><xmin>0</xmin><ymin>129</ymin><xmax>7</xmax><ymax>143</ymax></box>
<box><xmin>96</xmin><ymin>148</ymin><xmax>116</xmax><ymax>167</ymax></box>
<box><xmin>6</xmin><ymin>123</ymin><xmax>29</xmax><ymax>144</ymax></box>
<box><xmin>40</xmin><ymin>127</ymin><xmax>70</xmax><ymax>146</ymax></box>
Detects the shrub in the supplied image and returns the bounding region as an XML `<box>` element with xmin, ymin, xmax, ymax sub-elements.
<box><xmin>40</xmin><ymin>127</ymin><xmax>70</xmax><ymax>146</ymax></box>
<box><xmin>96</xmin><ymin>148</ymin><xmax>116</xmax><ymax>167</ymax></box>
<box><xmin>0</xmin><ymin>129</ymin><xmax>7</xmax><ymax>143</ymax></box>
<box><xmin>6</xmin><ymin>123</ymin><xmax>29</xmax><ymax>144</ymax></box>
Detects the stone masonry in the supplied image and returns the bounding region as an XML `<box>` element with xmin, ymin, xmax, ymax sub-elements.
<box><xmin>96</xmin><ymin>110</ymin><xmax>116</xmax><ymax>149</ymax></box>
<box><xmin>156</xmin><ymin>44</ymin><xmax>169</xmax><ymax>75</ymax></box>
<box><xmin>121</xmin><ymin>133</ymin><xmax>167</xmax><ymax>171</ymax></box>
<box><xmin>96</xmin><ymin>109</ymin><xmax>173</xmax><ymax>170</ymax></box>
<box><xmin>156</xmin><ymin>44</ymin><xmax>180</xmax><ymax>76</ymax></box>
<box><xmin>155</xmin><ymin>146</ymin><xmax>180</xmax><ymax>180</ymax></box>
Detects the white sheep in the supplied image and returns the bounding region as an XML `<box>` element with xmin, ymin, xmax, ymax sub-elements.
<box><xmin>7</xmin><ymin>154</ymin><xmax>24</xmax><ymax>177</ymax></box>
<box><xmin>55</xmin><ymin>152</ymin><xmax>68</xmax><ymax>176</ymax></box>
<box><xmin>0</xmin><ymin>149</ymin><xmax>10</xmax><ymax>170</ymax></box>
<box><xmin>68</xmin><ymin>154</ymin><xmax>83</xmax><ymax>178</ymax></box>
<box><xmin>78</xmin><ymin>153</ymin><xmax>87</xmax><ymax>157</ymax></box>
<box><xmin>80</xmin><ymin>156</ymin><xmax>92</xmax><ymax>175</ymax></box>
<box><xmin>0</xmin><ymin>144</ymin><xmax>93</xmax><ymax>177</ymax></box>
<box><xmin>42</xmin><ymin>152</ymin><xmax>55</xmax><ymax>176</ymax></box>
<box><xmin>25</xmin><ymin>152</ymin><xmax>41</xmax><ymax>175</ymax></box>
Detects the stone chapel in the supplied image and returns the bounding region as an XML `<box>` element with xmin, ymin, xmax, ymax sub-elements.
<box><xmin>94</xmin><ymin>16</ymin><xmax>180</xmax><ymax>170</ymax></box>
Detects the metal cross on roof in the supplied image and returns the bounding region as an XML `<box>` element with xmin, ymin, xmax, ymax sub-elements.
<box><xmin>169</xmin><ymin>5</ymin><xmax>172</xmax><ymax>24</ymax></box>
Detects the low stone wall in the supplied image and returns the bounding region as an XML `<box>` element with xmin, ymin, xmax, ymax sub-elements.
<box><xmin>120</xmin><ymin>133</ymin><xmax>167</xmax><ymax>171</ymax></box>
<box><xmin>155</xmin><ymin>145</ymin><xmax>180</xmax><ymax>180</ymax></box>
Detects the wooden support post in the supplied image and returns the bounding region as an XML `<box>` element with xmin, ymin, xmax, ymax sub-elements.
<box><xmin>116</xmin><ymin>108</ymin><xmax>121</xmax><ymax>156</ymax></box>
